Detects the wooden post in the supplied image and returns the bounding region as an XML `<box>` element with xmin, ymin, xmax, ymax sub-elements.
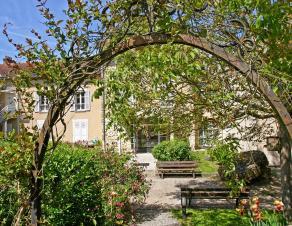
<box><xmin>280</xmin><ymin>126</ymin><xmax>292</xmax><ymax>222</ymax></box>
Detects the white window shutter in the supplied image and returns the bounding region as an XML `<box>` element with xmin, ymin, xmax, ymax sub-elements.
<box><xmin>81</xmin><ymin>119</ymin><xmax>88</xmax><ymax>141</ymax></box>
<box><xmin>85</xmin><ymin>90</ymin><xmax>90</xmax><ymax>111</ymax></box>
<box><xmin>73</xmin><ymin>120</ymin><xmax>79</xmax><ymax>142</ymax></box>
<box><xmin>34</xmin><ymin>92</ymin><xmax>40</xmax><ymax>113</ymax></box>
<box><xmin>73</xmin><ymin>119</ymin><xmax>88</xmax><ymax>142</ymax></box>
<box><xmin>36</xmin><ymin>120</ymin><xmax>45</xmax><ymax>130</ymax></box>
<box><xmin>70</xmin><ymin>95</ymin><xmax>75</xmax><ymax>112</ymax></box>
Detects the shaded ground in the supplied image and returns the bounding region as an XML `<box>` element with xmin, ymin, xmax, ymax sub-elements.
<box><xmin>135</xmin><ymin>167</ymin><xmax>282</xmax><ymax>226</ymax></box>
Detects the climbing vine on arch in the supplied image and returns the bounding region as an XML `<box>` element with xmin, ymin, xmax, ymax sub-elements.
<box><xmin>2</xmin><ymin>0</ymin><xmax>291</xmax><ymax>224</ymax></box>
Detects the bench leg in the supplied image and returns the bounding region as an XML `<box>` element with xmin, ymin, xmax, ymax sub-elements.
<box><xmin>182</xmin><ymin>206</ymin><xmax>187</xmax><ymax>219</ymax></box>
<box><xmin>192</xmin><ymin>172</ymin><xmax>195</xmax><ymax>178</ymax></box>
<box><xmin>235</xmin><ymin>198</ymin><xmax>239</xmax><ymax>207</ymax></box>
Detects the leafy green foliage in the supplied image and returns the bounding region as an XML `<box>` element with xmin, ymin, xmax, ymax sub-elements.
<box><xmin>216</xmin><ymin>0</ymin><xmax>291</xmax><ymax>112</ymax></box>
<box><xmin>256</xmin><ymin>210</ymin><xmax>288</xmax><ymax>226</ymax></box>
<box><xmin>3</xmin><ymin>0</ymin><xmax>291</xmax><ymax>222</ymax></box>
<box><xmin>208</xmin><ymin>139</ymin><xmax>239</xmax><ymax>170</ymax></box>
<box><xmin>152</xmin><ymin>139</ymin><xmax>191</xmax><ymax>161</ymax></box>
<box><xmin>0</xmin><ymin>132</ymin><xmax>33</xmax><ymax>225</ymax></box>
<box><xmin>106</xmin><ymin>43</ymin><xmax>275</xmax><ymax>144</ymax></box>
<box><xmin>0</xmin><ymin>142</ymin><xmax>150</xmax><ymax>225</ymax></box>
<box><xmin>208</xmin><ymin>139</ymin><xmax>246</xmax><ymax>195</ymax></box>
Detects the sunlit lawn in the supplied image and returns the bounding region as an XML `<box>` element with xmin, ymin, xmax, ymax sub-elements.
<box><xmin>172</xmin><ymin>209</ymin><xmax>249</xmax><ymax>226</ymax></box>
<box><xmin>190</xmin><ymin>150</ymin><xmax>218</xmax><ymax>173</ymax></box>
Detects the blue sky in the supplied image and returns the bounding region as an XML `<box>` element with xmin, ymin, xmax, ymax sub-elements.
<box><xmin>0</xmin><ymin>0</ymin><xmax>68</xmax><ymax>62</ymax></box>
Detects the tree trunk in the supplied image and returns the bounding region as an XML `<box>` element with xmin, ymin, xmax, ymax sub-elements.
<box><xmin>30</xmin><ymin>108</ymin><xmax>56</xmax><ymax>225</ymax></box>
<box><xmin>29</xmin><ymin>82</ymin><xmax>83</xmax><ymax>225</ymax></box>
<box><xmin>280</xmin><ymin>126</ymin><xmax>292</xmax><ymax>222</ymax></box>
<box><xmin>30</xmin><ymin>167</ymin><xmax>42</xmax><ymax>225</ymax></box>
<box><xmin>30</xmin><ymin>137</ymin><xmax>50</xmax><ymax>225</ymax></box>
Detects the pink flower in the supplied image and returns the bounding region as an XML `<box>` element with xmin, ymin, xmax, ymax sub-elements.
<box><xmin>116</xmin><ymin>213</ymin><xmax>125</xmax><ymax>219</ymax></box>
<box><xmin>115</xmin><ymin>202</ymin><xmax>124</xmax><ymax>208</ymax></box>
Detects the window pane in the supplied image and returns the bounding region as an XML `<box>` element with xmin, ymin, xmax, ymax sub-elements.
<box><xmin>75</xmin><ymin>91</ymin><xmax>86</xmax><ymax>110</ymax></box>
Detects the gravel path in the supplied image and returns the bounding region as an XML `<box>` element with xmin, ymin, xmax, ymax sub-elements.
<box><xmin>135</xmin><ymin>171</ymin><xmax>221</xmax><ymax>226</ymax></box>
<box><xmin>133</xmin><ymin>154</ymin><xmax>282</xmax><ymax>226</ymax></box>
<box><xmin>134</xmin><ymin>168</ymin><xmax>282</xmax><ymax>226</ymax></box>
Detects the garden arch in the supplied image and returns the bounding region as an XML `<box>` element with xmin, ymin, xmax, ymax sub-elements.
<box><xmin>34</xmin><ymin>33</ymin><xmax>291</xmax><ymax>224</ymax></box>
<box><xmin>25</xmin><ymin>3</ymin><xmax>291</xmax><ymax>223</ymax></box>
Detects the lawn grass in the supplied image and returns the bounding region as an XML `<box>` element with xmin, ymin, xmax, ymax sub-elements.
<box><xmin>172</xmin><ymin>209</ymin><xmax>288</xmax><ymax>226</ymax></box>
<box><xmin>172</xmin><ymin>209</ymin><xmax>249</xmax><ymax>226</ymax></box>
<box><xmin>190</xmin><ymin>150</ymin><xmax>218</xmax><ymax>173</ymax></box>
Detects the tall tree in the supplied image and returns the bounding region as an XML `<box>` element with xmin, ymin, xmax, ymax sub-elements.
<box><xmin>105</xmin><ymin>44</ymin><xmax>276</xmax><ymax>141</ymax></box>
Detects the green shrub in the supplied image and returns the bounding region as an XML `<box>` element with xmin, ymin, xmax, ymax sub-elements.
<box><xmin>152</xmin><ymin>139</ymin><xmax>191</xmax><ymax>161</ymax></box>
<box><xmin>208</xmin><ymin>139</ymin><xmax>245</xmax><ymax>195</ymax></box>
<box><xmin>0</xmin><ymin>140</ymin><xmax>150</xmax><ymax>225</ymax></box>
<box><xmin>0</xmin><ymin>133</ymin><xmax>32</xmax><ymax>225</ymax></box>
<box><xmin>208</xmin><ymin>139</ymin><xmax>239</xmax><ymax>169</ymax></box>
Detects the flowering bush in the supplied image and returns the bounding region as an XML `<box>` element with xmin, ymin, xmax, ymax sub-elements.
<box><xmin>0</xmin><ymin>141</ymin><xmax>150</xmax><ymax>225</ymax></box>
<box><xmin>236</xmin><ymin>197</ymin><xmax>287</xmax><ymax>226</ymax></box>
<box><xmin>43</xmin><ymin>144</ymin><xmax>150</xmax><ymax>225</ymax></box>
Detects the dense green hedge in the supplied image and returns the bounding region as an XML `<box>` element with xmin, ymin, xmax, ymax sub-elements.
<box><xmin>152</xmin><ymin>139</ymin><xmax>191</xmax><ymax>161</ymax></box>
<box><xmin>0</xmin><ymin>139</ymin><xmax>149</xmax><ymax>225</ymax></box>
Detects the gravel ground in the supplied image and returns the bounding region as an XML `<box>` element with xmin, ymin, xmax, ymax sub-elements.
<box><xmin>133</xmin><ymin>154</ymin><xmax>283</xmax><ymax>225</ymax></box>
<box><xmin>135</xmin><ymin>172</ymin><xmax>221</xmax><ymax>226</ymax></box>
<box><xmin>134</xmin><ymin>167</ymin><xmax>282</xmax><ymax>226</ymax></box>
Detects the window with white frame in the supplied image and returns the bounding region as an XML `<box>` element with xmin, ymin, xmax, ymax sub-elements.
<box><xmin>34</xmin><ymin>92</ymin><xmax>49</xmax><ymax>113</ymax></box>
<box><xmin>39</xmin><ymin>95</ymin><xmax>49</xmax><ymax>112</ymax></box>
<box><xmin>199</xmin><ymin>122</ymin><xmax>219</xmax><ymax>148</ymax></box>
<box><xmin>71</xmin><ymin>89</ymin><xmax>90</xmax><ymax>112</ymax></box>
<box><xmin>75</xmin><ymin>91</ymin><xmax>85</xmax><ymax>110</ymax></box>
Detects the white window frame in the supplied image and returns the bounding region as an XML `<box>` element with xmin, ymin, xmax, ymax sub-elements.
<box><xmin>75</xmin><ymin>91</ymin><xmax>86</xmax><ymax>111</ymax></box>
<box><xmin>70</xmin><ymin>88</ymin><xmax>90</xmax><ymax>112</ymax></box>
<box><xmin>39</xmin><ymin>95</ymin><xmax>49</xmax><ymax>112</ymax></box>
<box><xmin>34</xmin><ymin>92</ymin><xmax>49</xmax><ymax>113</ymax></box>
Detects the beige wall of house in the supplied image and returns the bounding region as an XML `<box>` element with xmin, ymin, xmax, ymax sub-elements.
<box><xmin>24</xmin><ymin>84</ymin><xmax>104</xmax><ymax>143</ymax></box>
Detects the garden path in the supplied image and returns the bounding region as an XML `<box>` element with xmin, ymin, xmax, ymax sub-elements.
<box><xmin>133</xmin><ymin>154</ymin><xmax>282</xmax><ymax>226</ymax></box>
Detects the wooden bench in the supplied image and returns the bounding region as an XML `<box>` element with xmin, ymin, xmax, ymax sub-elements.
<box><xmin>135</xmin><ymin>162</ymin><xmax>150</xmax><ymax>168</ymax></box>
<box><xmin>180</xmin><ymin>186</ymin><xmax>250</xmax><ymax>217</ymax></box>
<box><xmin>156</xmin><ymin>161</ymin><xmax>199</xmax><ymax>179</ymax></box>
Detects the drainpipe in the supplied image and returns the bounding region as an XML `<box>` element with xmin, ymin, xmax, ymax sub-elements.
<box><xmin>3</xmin><ymin>120</ymin><xmax>7</xmax><ymax>138</ymax></box>
<box><xmin>101</xmin><ymin>68</ymin><xmax>106</xmax><ymax>150</ymax></box>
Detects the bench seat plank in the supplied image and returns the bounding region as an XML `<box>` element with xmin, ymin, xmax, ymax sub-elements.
<box><xmin>156</xmin><ymin>161</ymin><xmax>199</xmax><ymax>178</ymax></box>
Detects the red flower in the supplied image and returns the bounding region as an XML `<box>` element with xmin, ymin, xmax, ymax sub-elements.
<box><xmin>250</xmin><ymin>204</ymin><xmax>259</xmax><ymax>213</ymax></box>
<box><xmin>254</xmin><ymin>212</ymin><xmax>262</xmax><ymax>221</ymax></box>
<box><xmin>116</xmin><ymin>213</ymin><xmax>125</xmax><ymax>219</ymax></box>
<box><xmin>115</xmin><ymin>202</ymin><xmax>125</xmax><ymax>208</ymax></box>
<box><xmin>236</xmin><ymin>208</ymin><xmax>245</xmax><ymax>216</ymax></box>
<box><xmin>274</xmin><ymin>200</ymin><xmax>284</xmax><ymax>212</ymax></box>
